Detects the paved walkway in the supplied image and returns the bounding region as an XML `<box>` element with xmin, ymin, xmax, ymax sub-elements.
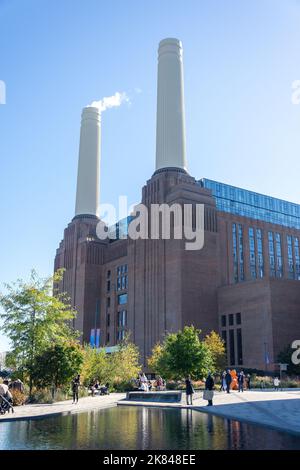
<box><xmin>120</xmin><ymin>390</ymin><xmax>300</xmax><ymax>436</ymax></box>
<box><xmin>0</xmin><ymin>393</ymin><xmax>126</xmax><ymax>422</ymax></box>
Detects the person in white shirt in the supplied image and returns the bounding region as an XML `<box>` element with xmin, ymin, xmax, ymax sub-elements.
<box><xmin>274</xmin><ymin>377</ymin><xmax>280</xmax><ymax>391</ymax></box>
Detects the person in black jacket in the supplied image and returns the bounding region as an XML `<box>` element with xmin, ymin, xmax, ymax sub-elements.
<box><xmin>225</xmin><ymin>370</ymin><xmax>232</xmax><ymax>394</ymax></box>
<box><xmin>185</xmin><ymin>375</ymin><xmax>194</xmax><ymax>405</ymax></box>
<box><xmin>205</xmin><ymin>373</ymin><xmax>215</xmax><ymax>406</ymax></box>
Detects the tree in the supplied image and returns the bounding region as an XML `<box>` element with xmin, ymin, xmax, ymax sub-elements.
<box><xmin>204</xmin><ymin>331</ymin><xmax>227</xmax><ymax>372</ymax></box>
<box><xmin>0</xmin><ymin>270</ymin><xmax>78</xmax><ymax>396</ymax></box>
<box><xmin>109</xmin><ymin>337</ymin><xmax>141</xmax><ymax>387</ymax></box>
<box><xmin>277</xmin><ymin>345</ymin><xmax>300</xmax><ymax>376</ymax></box>
<box><xmin>81</xmin><ymin>346</ymin><xmax>111</xmax><ymax>386</ymax></box>
<box><xmin>147</xmin><ymin>325</ymin><xmax>214</xmax><ymax>380</ymax></box>
<box><xmin>31</xmin><ymin>342</ymin><xmax>83</xmax><ymax>396</ymax></box>
<box><xmin>81</xmin><ymin>336</ymin><xmax>141</xmax><ymax>389</ymax></box>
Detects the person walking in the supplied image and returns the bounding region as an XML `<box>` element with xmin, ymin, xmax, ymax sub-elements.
<box><xmin>246</xmin><ymin>374</ymin><xmax>251</xmax><ymax>390</ymax></box>
<box><xmin>238</xmin><ymin>371</ymin><xmax>245</xmax><ymax>392</ymax></box>
<box><xmin>220</xmin><ymin>371</ymin><xmax>227</xmax><ymax>392</ymax></box>
<box><xmin>72</xmin><ymin>374</ymin><xmax>81</xmax><ymax>404</ymax></box>
<box><xmin>225</xmin><ymin>370</ymin><xmax>232</xmax><ymax>393</ymax></box>
<box><xmin>204</xmin><ymin>373</ymin><xmax>215</xmax><ymax>406</ymax></box>
<box><xmin>185</xmin><ymin>375</ymin><xmax>194</xmax><ymax>405</ymax></box>
<box><xmin>274</xmin><ymin>376</ymin><xmax>280</xmax><ymax>391</ymax></box>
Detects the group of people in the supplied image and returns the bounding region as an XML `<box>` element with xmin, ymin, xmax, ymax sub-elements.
<box><xmin>220</xmin><ymin>370</ymin><xmax>250</xmax><ymax>393</ymax></box>
<box><xmin>0</xmin><ymin>378</ymin><xmax>24</xmax><ymax>413</ymax></box>
<box><xmin>133</xmin><ymin>374</ymin><xmax>166</xmax><ymax>392</ymax></box>
<box><xmin>185</xmin><ymin>370</ymin><xmax>251</xmax><ymax>407</ymax></box>
<box><xmin>71</xmin><ymin>374</ymin><xmax>110</xmax><ymax>404</ymax></box>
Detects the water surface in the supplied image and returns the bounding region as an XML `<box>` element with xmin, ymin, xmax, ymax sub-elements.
<box><xmin>0</xmin><ymin>406</ymin><xmax>299</xmax><ymax>450</ymax></box>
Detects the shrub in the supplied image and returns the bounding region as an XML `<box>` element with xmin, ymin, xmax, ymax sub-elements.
<box><xmin>10</xmin><ymin>389</ymin><xmax>26</xmax><ymax>406</ymax></box>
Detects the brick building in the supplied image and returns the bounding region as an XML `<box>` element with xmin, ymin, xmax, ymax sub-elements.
<box><xmin>54</xmin><ymin>39</ymin><xmax>300</xmax><ymax>370</ymax></box>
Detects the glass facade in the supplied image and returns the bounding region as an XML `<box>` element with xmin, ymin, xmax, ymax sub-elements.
<box><xmin>199</xmin><ymin>178</ymin><xmax>300</xmax><ymax>230</ymax></box>
<box><xmin>275</xmin><ymin>233</ymin><xmax>283</xmax><ymax>278</ymax></box>
<box><xmin>249</xmin><ymin>227</ymin><xmax>256</xmax><ymax>279</ymax></box>
<box><xmin>108</xmin><ymin>216</ymin><xmax>134</xmax><ymax>241</ymax></box>
<box><xmin>287</xmin><ymin>235</ymin><xmax>294</xmax><ymax>279</ymax></box>
<box><xmin>256</xmin><ymin>229</ymin><xmax>264</xmax><ymax>278</ymax></box>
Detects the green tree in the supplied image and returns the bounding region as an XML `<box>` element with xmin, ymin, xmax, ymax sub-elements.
<box><xmin>81</xmin><ymin>346</ymin><xmax>111</xmax><ymax>386</ymax></box>
<box><xmin>204</xmin><ymin>331</ymin><xmax>227</xmax><ymax>372</ymax></box>
<box><xmin>147</xmin><ymin>325</ymin><xmax>214</xmax><ymax>380</ymax></box>
<box><xmin>81</xmin><ymin>336</ymin><xmax>141</xmax><ymax>390</ymax></box>
<box><xmin>277</xmin><ymin>345</ymin><xmax>300</xmax><ymax>376</ymax></box>
<box><xmin>109</xmin><ymin>337</ymin><xmax>141</xmax><ymax>388</ymax></box>
<box><xmin>31</xmin><ymin>342</ymin><xmax>83</xmax><ymax>396</ymax></box>
<box><xmin>0</xmin><ymin>269</ymin><xmax>78</xmax><ymax>396</ymax></box>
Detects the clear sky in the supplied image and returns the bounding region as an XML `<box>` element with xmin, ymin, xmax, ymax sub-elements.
<box><xmin>1</xmin><ymin>0</ymin><xmax>300</xmax><ymax>350</ymax></box>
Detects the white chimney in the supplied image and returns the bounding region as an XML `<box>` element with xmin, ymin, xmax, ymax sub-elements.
<box><xmin>75</xmin><ymin>106</ymin><xmax>101</xmax><ymax>217</ymax></box>
<box><xmin>155</xmin><ymin>38</ymin><xmax>187</xmax><ymax>172</ymax></box>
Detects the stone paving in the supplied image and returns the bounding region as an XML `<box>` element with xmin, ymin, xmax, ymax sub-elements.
<box><xmin>0</xmin><ymin>393</ymin><xmax>126</xmax><ymax>422</ymax></box>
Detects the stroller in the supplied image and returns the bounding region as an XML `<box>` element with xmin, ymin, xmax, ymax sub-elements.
<box><xmin>0</xmin><ymin>392</ymin><xmax>14</xmax><ymax>415</ymax></box>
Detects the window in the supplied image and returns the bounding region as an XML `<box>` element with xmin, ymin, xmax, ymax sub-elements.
<box><xmin>107</xmin><ymin>297</ymin><xmax>110</xmax><ymax>308</ymax></box>
<box><xmin>295</xmin><ymin>237</ymin><xmax>300</xmax><ymax>280</ymax></box>
<box><xmin>232</xmin><ymin>224</ymin><xmax>238</xmax><ymax>283</ymax></box>
<box><xmin>238</xmin><ymin>224</ymin><xmax>244</xmax><ymax>281</ymax></box>
<box><xmin>106</xmin><ymin>332</ymin><xmax>110</xmax><ymax>344</ymax></box>
<box><xmin>117</xmin><ymin>265</ymin><xmax>128</xmax><ymax>291</ymax></box>
<box><xmin>118</xmin><ymin>293</ymin><xmax>128</xmax><ymax>305</ymax></box>
<box><xmin>275</xmin><ymin>233</ymin><xmax>283</xmax><ymax>278</ymax></box>
<box><xmin>107</xmin><ymin>314</ymin><xmax>110</xmax><ymax>327</ymax></box>
<box><xmin>221</xmin><ymin>330</ymin><xmax>227</xmax><ymax>350</ymax></box>
<box><xmin>229</xmin><ymin>314</ymin><xmax>234</xmax><ymax>326</ymax></box>
<box><xmin>221</xmin><ymin>315</ymin><xmax>226</xmax><ymax>327</ymax></box>
<box><xmin>106</xmin><ymin>280</ymin><xmax>111</xmax><ymax>292</ymax></box>
<box><xmin>237</xmin><ymin>329</ymin><xmax>243</xmax><ymax>365</ymax></box>
<box><xmin>117</xmin><ymin>330</ymin><xmax>125</xmax><ymax>342</ymax></box>
<box><xmin>118</xmin><ymin>310</ymin><xmax>127</xmax><ymax>327</ymax></box>
<box><xmin>256</xmin><ymin>229</ymin><xmax>264</xmax><ymax>278</ymax></box>
<box><xmin>287</xmin><ymin>235</ymin><xmax>294</xmax><ymax>279</ymax></box>
<box><xmin>229</xmin><ymin>330</ymin><xmax>235</xmax><ymax>366</ymax></box>
<box><xmin>249</xmin><ymin>227</ymin><xmax>256</xmax><ymax>279</ymax></box>
<box><xmin>107</xmin><ymin>270</ymin><xmax>111</xmax><ymax>279</ymax></box>
<box><xmin>268</xmin><ymin>232</ymin><xmax>275</xmax><ymax>277</ymax></box>
<box><xmin>236</xmin><ymin>312</ymin><xmax>241</xmax><ymax>325</ymax></box>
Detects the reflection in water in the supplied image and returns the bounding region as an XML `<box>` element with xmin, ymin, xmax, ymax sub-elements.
<box><xmin>0</xmin><ymin>406</ymin><xmax>300</xmax><ymax>450</ymax></box>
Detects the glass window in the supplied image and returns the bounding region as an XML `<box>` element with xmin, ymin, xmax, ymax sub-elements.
<box><xmin>106</xmin><ymin>332</ymin><xmax>110</xmax><ymax>343</ymax></box>
<box><xmin>275</xmin><ymin>233</ymin><xmax>283</xmax><ymax>278</ymax></box>
<box><xmin>238</xmin><ymin>224</ymin><xmax>244</xmax><ymax>281</ymax></box>
<box><xmin>107</xmin><ymin>314</ymin><xmax>110</xmax><ymax>327</ymax></box>
<box><xmin>107</xmin><ymin>280</ymin><xmax>111</xmax><ymax>292</ymax></box>
<box><xmin>249</xmin><ymin>227</ymin><xmax>256</xmax><ymax>279</ymax></box>
<box><xmin>236</xmin><ymin>312</ymin><xmax>241</xmax><ymax>325</ymax></box>
<box><xmin>229</xmin><ymin>314</ymin><xmax>234</xmax><ymax>326</ymax></box>
<box><xmin>287</xmin><ymin>235</ymin><xmax>294</xmax><ymax>279</ymax></box>
<box><xmin>256</xmin><ymin>229</ymin><xmax>264</xmax><ymax>278</ymax></box>
<box><xmin>107</xmin><ymin>270</ymin><xmax>111</xmax><ymax>279</ymax></box>
<box><xmin>118</xmin><ymin>293</ymin><xmax>128</xmax><ymax>305</ymax></box>
<box><xmin>221</xmin><ymin>330</ymin><xmax>227</xmax><ymax>350</ymax></box>
<box><xmin>107</xmin><ymin>297</ymin><xmax>110</xmax><ymax>308</ymax></box>
<box><xmin>118</xmin><ymin>310</ymin><xmax>127</xmax><ymax>327</ymax></box>
<box><xmin>232</xmin><ymin>224</ymin><xmax>238</xmax><ymax>283</ymax></box>
<box><xmin>237</xmin><ymin>329</ymin><xmax>243</xmax><ymax>365</ymax></box>
<box><xmin>221</xmin><ymin>315</ymin><xmax>226</xmax><ymax>327</ymax></box>
<box><xmin>229</xmin><ymin>329</ymin><xmax>235</xmax><ymax>366</ymax></box>
<box><xmin>294</xmin><ymin>237</ymin><xmax>300</xmax><ymax>280</ymax></box>
<box><xmin>268</xmin><ymin>232</ymin><xmax>275</xmax><ymax>277</ymax></box>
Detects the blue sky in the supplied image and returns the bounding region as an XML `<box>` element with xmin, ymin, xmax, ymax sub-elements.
<box><xmin>1</xmin><ymin>0</ymin><xmax>300</xmax><ymax>350</ymax></box>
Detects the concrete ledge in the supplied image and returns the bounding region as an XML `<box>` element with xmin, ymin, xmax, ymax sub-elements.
<box><xmin>126</xmin><ymin>391</ymin><xmax>182</xmax><ymax>403</ymax></box>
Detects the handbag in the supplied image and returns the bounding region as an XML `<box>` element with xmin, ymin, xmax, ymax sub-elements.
<box><xmin>203</xmin><ymin>389</ymin><xmax>214</xmax><ymax>401</ymax></box>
